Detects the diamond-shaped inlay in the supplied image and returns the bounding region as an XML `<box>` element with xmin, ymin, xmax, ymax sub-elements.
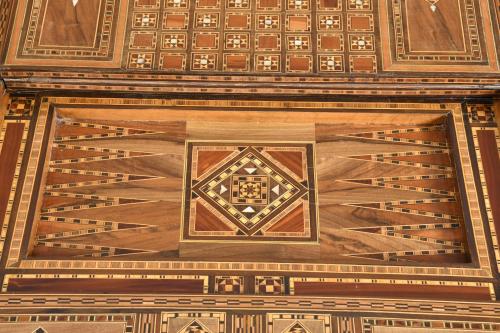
<box><xmin>182</xmin><ymin>142</ymin><xmax>318</xmax><ymax>242</ymax></box>
<box><xmin>194</xmin><ymin>147</ymin><xmax>304</xmax><ymax>231</ymax></box>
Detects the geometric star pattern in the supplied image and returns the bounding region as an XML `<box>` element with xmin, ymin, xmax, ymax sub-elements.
<box><xmin>183</xmin><ymin>142</ymin><xmax>318</xmax><ymax>242</ymax></box>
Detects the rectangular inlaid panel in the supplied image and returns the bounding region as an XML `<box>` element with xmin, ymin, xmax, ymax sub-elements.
<box><xmin>28</xmin><ymin>107</ymin><xmax>470</xmax><ymax>265</ymax></box>
<box><xmin>38</xmin><ymin>0</ymin><xmax>102</xmax><ymax>47</ymax></box>
<box><xmin>0</xmin><ymin>314</ymin><xmax>134</xmax><ymax>333</ymax></box>
<box><xmin>379</xmin><ymin>0</ymin><xmax>498</xmax><ymax>72</ymax></box>
<box><xmin>290</xmin><ymin>280</ymin><xmax>493</xmax><ymax>301</ymax></box>
<box><xmin>476</xmin><ymin>130</ymin><xmax>500</xmax><ymax>248</ymax></box>
<box><xmin>362</xmin><ymin>318</ymin><xmax>500</xmax><ymax>333</ymax></box>
<box><xmin>3</xmin><ymin>0</ymin><xmax>498</xmax><ymax>76</ymax></box>
<box><xmin>125</xmin><ymin>0</ymin><xmax>364</xmax><ymax>73</ymax></box>
<box><xmin>0</xmin><ymin>123</ymin><xmax>25</xmax><ymax>223</ymax></box>
<box><xmin>4</xmin><ymin>0</ymin><xmax>128</xmax><ymax>66</ymax></box>
<box><xmin>182</xmin><ymin>142</ymin><xmax>318</xmax><ymax>242</ymax></box>
<box><xmin>2</xmin><ymin>97</ymin><xmax>484</xmax><ymax>277</ymax></box>
<box><xmin>2</xmin><ymin>96</ymin><xmax>497</xmax><ymax>304</ymax></box>
<box><xmin>180</xmin><ymin>141</ymin><xmax>319</xmax><ymax>259</ymax></box>
<box><xmin>4</xmin><ymin>276</ymin><xmax>208</xmax><ymax>293</ymax></box>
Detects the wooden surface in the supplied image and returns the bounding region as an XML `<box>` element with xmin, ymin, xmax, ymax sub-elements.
<box><xmin>0</xmin><ymin>96</ymin><xmax>499</xmax><ymax>332</ymax></box>
<box><xmin>24</xmin><ymin>104</ymin><xmax>470</xmax><ymax>265</ymax></box>
<box><xmin>0</xmin><ymin>0</ymin><xmax>499</xmax><ymax>327</ymax></box>
<box><xmin>0</xmin><ymin>0</ymin><xmax>498</xmax><ymax>95</ymax></box>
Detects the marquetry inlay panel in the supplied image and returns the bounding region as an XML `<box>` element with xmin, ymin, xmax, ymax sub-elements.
<box><xmin>182</xmin><ymin>142</ymin><xmax>318</xmax><ymax>243</ymax></box>
<box><xmin>0</xmin><ymin>96</ymin><xmax>499</xmax><ymax>330</ymax></box>
<box><xmin>0</xmin><ymin>96</ymin><xmax>495</xmax><ymax>283</ymax></box>
<box><xmin>124</xmin><ymin>0</ymin><xmax>378</xmax><ymax>73</ymax></box>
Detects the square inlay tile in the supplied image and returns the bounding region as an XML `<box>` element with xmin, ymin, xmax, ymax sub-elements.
<box><xmin>181</xmin><ymin>142</ymin><xmax>318</xmax><ymax>246</ymax></box>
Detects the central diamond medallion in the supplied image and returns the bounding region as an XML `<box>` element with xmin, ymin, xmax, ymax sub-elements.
<box><xmin>181</xmin><ymin>142</ymin><xmax>318</xmax><ymax>248</ymax></box>
<box><xmin>193</xmin><ymin>148</ymin><xmax>304</xmax><ymax>232</ymax></box>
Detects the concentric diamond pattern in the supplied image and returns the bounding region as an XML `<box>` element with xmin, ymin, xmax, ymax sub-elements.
<box><xmin>193</xmin><ymin>147</ymin><xmax>305</xmax><ymax>232</ymax></box>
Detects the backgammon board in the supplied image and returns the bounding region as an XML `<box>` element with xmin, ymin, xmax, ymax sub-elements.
<box><xmin>0</xmin><ymin>0</ymin><xmax>499</xmax><ymax>332</ymax></box>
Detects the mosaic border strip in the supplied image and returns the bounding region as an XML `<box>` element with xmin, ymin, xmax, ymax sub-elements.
<box><xmin>0</xmin><ymin>294</ymin><xmax>499</xmax><ymax>316</ymax></box>
<box><xmin>0</xmin><ymin>313</ymin><xmax>135</xmax><ymax>333</ymax></box>
<box><xmin>451</xmin><ymin>105</ymin><xmax>492</xmax><ymax>276</ymax></box>
<box><xmin>361</xmin><ymin>317</ymin><xmax>500</xmax><ymax>332</ymax></box>
<box><xmin>5</xmin><ymin>98</ymin><xmax>48</xmax><ymax>267</ymax></box>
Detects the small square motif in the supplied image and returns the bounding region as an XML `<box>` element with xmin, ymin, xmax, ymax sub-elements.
<box><xmin>159</xmin><ymin>53</ymin><xmax>186</xmax><ymax>70</ymax></box>
<box><xmin>231</xmin><ymin>175</ymin><xmax>268</xmax><ymax>204</ymax></box>
<box><xmin>215</xmin><ymin>276</ymin><xmax>244</xmax><ymax>294</ymax></box>
<box><xmin>348</xmin><ymin>0</ymin><xmax>371</xmax><ymax>10</ymax></box>
<box><xmin>256</xmin><ymin>34</ymin><xmax>280</xmax><ymax>51</ymax></box>
<box><xmin>165</xmin><ymin>0</ymin><xmax>189</xmax><ymax>8</ymax></box>
<box><xmin>134</xmin><ymin>0</ymin><xmax>160</xmax><ymax>9</ymax></box>
<box><xmin>349</xmin><ymin>34</ymin><xmax>374</xmax><ymax>51</ymax></box>
<box><xmin>347</xmin><ymin>14</ymin><xmax>374</xmax><ymax>31</ymax></box>
<box><xmin>349</xmin><ymin>55</ymin><xmax>377</xmax><ymax>73</ymax></box>
<box><xmin>226</xmin><ymin>0</ymin><xmax>250</xmax><ymax>9</ymax></box>
<box><xmin>7</xmin><ymin>97</ymin><xmax>34</xmax><ymax>116</ymax></box>
<box><xmin>194</xmin><ymin>13</ymin><xmax>219</xmax><ymax>29</ymax></box>
<box><xmin>193</xmin><ymin>32</ymin><xmax>219</xmax><ymax>50</ymax></box>
<box><xmin>225</xmin><ymin>13</ymin><xmax>251</xmax><ymax>30</ymax></box>
<box><xmin>161</xmin><ymin>33</ymin><xmax>187</xmax><ymax>49</ymax></box>
<box><xmin>317</xmin><ymin>14</ymin><xmax>341</xmax><ymax>30</ymax></box>
<box><xmin>317</xmin><ymin>0</ymin><xmax>341</xmax><ymax>10</ymax></box>
<box><xmin>224</xmin><ymin>54</ymin><xmax>249</xmax><ymax>71</ymax></box>
<box><xmin>196</xmin><ymin>0</ymin><xmax>220</xmax><ymax>8</ymax></box>
<box><xmin>225</xmin><ymin>33</ymin><xmax>250</xmax><ymax>49</ymax></box>
<box><xmin>192</xmin><ymin>53</ymin><xmax>218</xmax><ymax>70</ymax></box>
<box><xmin>286</xmin><ymin>35</ymin><xmax>311</xmax><ymax>51</ymax></box>
<box><xmin>256</xmin><ymin>15</ymin><xmax>280</xmax><ymax>30</ymax></box>
<box><xmin>287</xmin><ymin>54</ymin><xmax>312</xmax><ymax>72</ymax></box>
<box><xmin>163</xmin><ymin>12</ymin><xmax>189</xmax><ymax>29</ymax></box>
<box><xmin>255</xmin><ymin>54</ymin><xmax>280</xmax><ymax>71</ymax></box>
<box><xmin>286</xmin><ymin>15</ymin><xmax>310</xmax><ymax>32</ymax></box>
<box><xmin>318</xmin><ymin>33</ymin><xmax>343</xmax><ymax>51</ymax></box>
<box><xmin>133</xmin><ymin>12</ymin><xmax>159</xmax><ymax>28</ymax></box>
<box><xmin>129</xmin><ymin>31</ymin><xmax>157</xmax><ymax>49</ymax></box>
<box><xmin>468</xmin><ymin>105</ymin><xmax>496</xmax><ymax>123</ymax></box>
<box><xmin>257</xmin><ymin>0</ymin><xmax>281</xmax><ymax>10</ymax></box>
<box><xmin>318</xmin><ymin>55</ymin><xmax>344</xmax><ymax>72</ymax></box>
<box><xmin>255</xmin><ymin>276</ymin><xmax>284</xmax><ymax>295</ymax></box>
<box><xmin>287</xmin><ymin>0</ymin><xmax>310</xmax><ymax>10</ymax></box>
<box><xmin>127</xmin><ymin>52</ymin><xmax>155</xmax><ymax>69</ymax></box>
